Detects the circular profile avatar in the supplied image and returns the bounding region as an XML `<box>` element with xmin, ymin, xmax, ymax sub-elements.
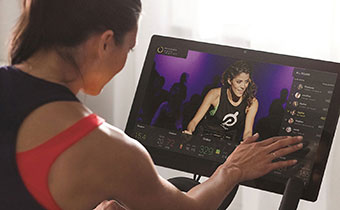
<box><xmin>285</xmin><ymin>126</ymin><xmax>292</xmax><ymax>133</ymax></box>
<box><xmin>298</xmin><ymin>84</ymin><xmax>303</xmax><ymax>90</ymax></box>
<box><xmin>292</xmin><ymin>101</ymin><xmax>299</xmax><ymax>107</ymax></box>
<box><xmin>294</xmin><ymin>92</ymin><xmax>301</xmax><ymax>99</ymax></box>
<box><xmin>288</xmin><ymin>118</ymin><xmax>294</xmax><ymax>124</ymax></box>
<box><xmin>290</xmin><ymin>110</ymin><xmax>296</xmax><ymax>116</ymax></box>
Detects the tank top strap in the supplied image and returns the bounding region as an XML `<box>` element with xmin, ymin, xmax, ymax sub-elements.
<box><xmin>16</xmin><ymin>114</ymin><xmax>105</xmax><ymax>210</ymax></box>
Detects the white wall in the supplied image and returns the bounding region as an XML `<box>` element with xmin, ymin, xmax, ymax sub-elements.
<box><xmin>0</xmin><ymin>0</ymin><xmax>20</xmax><ymax>64</ymax></box>
<box><xmin>1</xmin><ymin>1</ymin><xmax>340</xmax><ymax>209</ymax></box>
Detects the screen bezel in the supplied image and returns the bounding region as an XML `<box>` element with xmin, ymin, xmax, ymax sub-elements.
<box><xmin>125</xmin><ymin>35</ymin><xmax>340</xmax><ymax>201</ymax></box>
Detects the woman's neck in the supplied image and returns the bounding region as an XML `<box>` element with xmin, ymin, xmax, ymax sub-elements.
<box><xmin>227</xmin><ymin>88</ymin><xmax>242</xmax><ymax>106</ymax></box>
<box><xmin>14</xmin><ymin>50</ymin><xmax>82</xmax><ymax>94</ymax></box>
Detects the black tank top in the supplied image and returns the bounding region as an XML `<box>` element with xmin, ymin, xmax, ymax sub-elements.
<box><xmin>201</xmin><ymin>86</ymin><xmax>247</xmax><ymax>143</ymax></box>
<box><xmin>0</xmin><ymin>66</ymin><xmax>78</xmax><ymax>209</ymax></box>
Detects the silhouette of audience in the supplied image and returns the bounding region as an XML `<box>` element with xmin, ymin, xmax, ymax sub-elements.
<box><xmin>171</xmin><ymin>72</ymin><xmax>189</xmax><ymax>103</ymax></box>
<box><xmin>255</xmin><ymin>88</ymin><xmax>289</xmax><ymax>140</ymax></box>
<box><xmin>151</xmin><ymin>84</ymin><xmax>185</xmax><ymax>131</ymax></box>
<box><xmin>138</xmin><ymin>63</ymin><xmax>169</xmax><ymax>124</ymax></box>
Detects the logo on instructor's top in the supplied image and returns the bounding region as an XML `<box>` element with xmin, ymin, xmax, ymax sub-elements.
<box><xmin>221</xmin><ymin>111</ymin><xmax>239</xmax><ymax>129</ymax></box>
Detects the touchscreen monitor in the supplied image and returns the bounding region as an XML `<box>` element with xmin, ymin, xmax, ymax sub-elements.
<box><xmin>125</xmin><ymin>35</ymin><xmax>340</xmax><ymax>201</ymax></box>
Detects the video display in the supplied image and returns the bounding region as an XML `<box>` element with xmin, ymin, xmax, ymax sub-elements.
<box><xmin>131</xmin><ymin>46</ymin><xmax>337</xmax><ymax>186</ymax></box>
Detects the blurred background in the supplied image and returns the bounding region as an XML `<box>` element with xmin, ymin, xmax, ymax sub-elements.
<box><xmin>1</xmin><ymin>0</ymin><xmax>339</xmax><ymax>209</ymax></box>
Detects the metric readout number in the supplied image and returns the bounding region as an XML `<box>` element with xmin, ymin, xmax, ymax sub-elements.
<box><xmin>135</xmin><ymin>132</ymin><xmax>147</xmax><ymax>141</ymax></box>
<box><xmin>199</xmin><ymin>145</ymin><xmax>214</xmax><ymax>156</ymax></box>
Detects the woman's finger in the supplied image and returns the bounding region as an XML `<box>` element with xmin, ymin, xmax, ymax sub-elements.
<box><xmin>268</xmin><ymin>143</ymin><xmax>303</xmax><ymax>160</ymax></box>
<box><xmin>269</xmin><ymin>159</ymin><xmax>298</xmax><ymax>171</ymax></box>
<box><xmin>264</xmin><ymin>136</ymin><xmax>303</xmax><ymax>153</ymax></box>
<box><xmin>241</xmin><ymin>133</ymin><xmax>259</xmax><ymax>144</ymax></box>
<box><xmin>258</xmin><ymin>136</ymin><xmax>288</xmax><ymax>146</ymax></box>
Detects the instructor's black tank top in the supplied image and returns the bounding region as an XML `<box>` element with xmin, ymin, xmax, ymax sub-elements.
<box><xmin>201</xmin><ymin>86</ymin><xmax>247</xmax><ymax>143</ymax></box>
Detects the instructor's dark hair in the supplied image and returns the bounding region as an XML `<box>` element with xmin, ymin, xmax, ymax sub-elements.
<box><xmin>221</xmin><ymin>60</ymin><xmax>257</xmax><ymax>107</ymax></box>
<box><xmin>10</xmin><ymin>0</ymin><xmax>142</xmax><ymax>65</ymax></box>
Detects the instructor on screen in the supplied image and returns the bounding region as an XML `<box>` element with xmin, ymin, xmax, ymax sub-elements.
<box><xmin>184</xmin><ymin>60</ymin><xmax>258</xmax><ymax>142</ymax></box>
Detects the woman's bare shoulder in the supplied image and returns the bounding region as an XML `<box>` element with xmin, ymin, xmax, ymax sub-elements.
<box><xmin>203</xmin><ymin>88</ymin><xmax>221</xmax><ymax>107</ymax></box>
<box><xmin>206</xmin><ymin>87</ymin><xmax>221</xmax><ymax>99</ymax></box>
<box><xmin>250</xmin><ymin>97</ymin><xmax>259</xmax><ymax>107</ymax></box>
<box><xmin>53</xmin><ymin>120</ymin><xmax>162</xmax><ymax>209</ymax></box>
<box><xmin>19</xmin><ymin>101</ymin><xmax>158</xmax><ymax>209</ymax></box>
<box><xmin>17</xmin><ymin>100</ymin><xmax>149</xmax><ymax>171</ymax></box>
<box><xmin>17</xmin><ymin>100</ymin><xmax>146</xmax><ymax>160</ymax></box>
<box><xmin>16</xmin><ymin>101</ymin><xmax>92</xmax><ymax>152</ymax></box>
<box><xmin>209</xmin><ymin>87</ymin><xmax>221</xmax><ymax>94</ymax></box>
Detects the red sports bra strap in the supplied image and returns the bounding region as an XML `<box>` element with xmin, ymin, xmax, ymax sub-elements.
<box><xmin>17</xmin><ymin>114</ymin><xmax>105</xmax><ymax>210</ymax></box>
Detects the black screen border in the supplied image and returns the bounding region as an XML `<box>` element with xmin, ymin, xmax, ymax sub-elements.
<box><xmin>125</xmin><ymin>35</ymin><xmax>340</xmax><ymax>201</ymax></box>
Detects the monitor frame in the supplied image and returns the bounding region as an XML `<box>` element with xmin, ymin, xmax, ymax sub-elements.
<box><xmin>125</xmin><ymin>35</ymin><xmax>340</xmax><ymax>201</ymax></box>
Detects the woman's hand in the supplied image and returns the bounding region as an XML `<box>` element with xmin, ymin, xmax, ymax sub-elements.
<box><xmin>183</xmin><ymin>120</ymin><xmax>196</xmax><ymax>135</ymax></box>
<box><xmin>182</xmin><ymin>130</ymin><xmax>193</xmax><ymax>135</ymax></box>
<box><xmin>94</xmin><ymin>200</ymin><xmax>126</xmax><ymax>210</ymax></box>
<box><xmin>225</xmin><ymin>133</ymin><xmax>303</xmax><ymax>182</ymax></box>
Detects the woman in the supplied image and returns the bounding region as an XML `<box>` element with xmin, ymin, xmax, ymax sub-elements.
<box><xmin>184</xmin><ymin>60</ymin><xmax>258</xmax><ymax>142</ymax></box>
<box><xmin>0</xmin><ymin>0</ymin><xmax>303</xmax><ymax>209</ymax></box>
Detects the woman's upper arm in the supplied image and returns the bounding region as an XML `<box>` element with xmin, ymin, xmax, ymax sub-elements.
<box><xmin>243</xmin><ymin>98</ymin><xmax>259</xmax><ymax>138</ymax></box>
<box><xmin>87</xmin><ymin>124</ymin><xmax>192</xmax><ymax>210</ymax></box>
<box><xmin>190</xmin><ymin>89</ymin><xmax>218</xmax><ymax>124</ymax></box>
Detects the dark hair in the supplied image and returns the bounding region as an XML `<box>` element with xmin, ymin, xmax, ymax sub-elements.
<box><xmin>10</xmin><ymin>0</ymin><xmax>142</xmax><ymax>65</ymax></box>
<box><xmin>221</xmin><ymin>60</ymin><xmax>257</xmax><ymax>107</ymax></box>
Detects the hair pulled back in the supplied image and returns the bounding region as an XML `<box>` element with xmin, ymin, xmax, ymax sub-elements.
<box><xmin>10</xmin><ymin>0</ymin><xmax>141</xmax><ymax>65</ymax></box>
